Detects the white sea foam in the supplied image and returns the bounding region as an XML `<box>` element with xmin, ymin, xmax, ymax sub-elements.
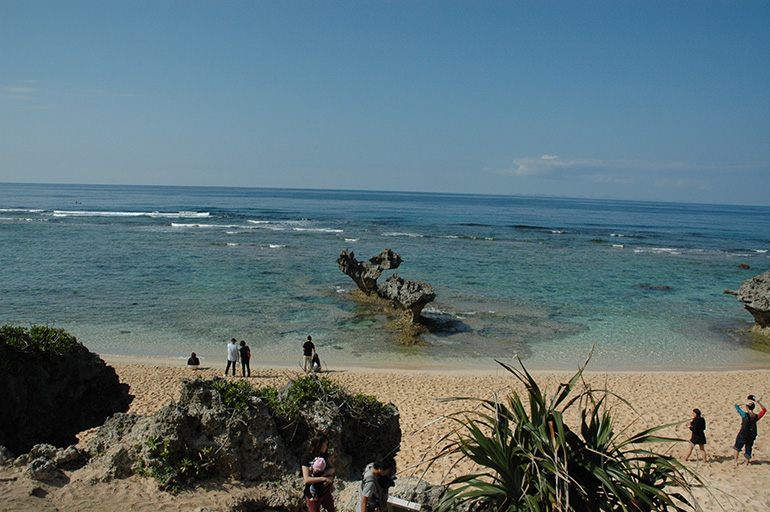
<box><xmin>381</xmin><ymin>232</ymin><xmax>424</xmax><ymax>238</ymax></box>
<box><xmin>754</xmin><ymin>249</ymin><xmax>769</xmax><ymax>254</ymax></box>
<box><xmin>170</xmin><ymin>222</ymin><xmax>236</xmax><ymax>228</ymax></box>
<box><xmin>268</xmin><ymin>244</ymin><xmax>285</xmax><ymax>249</ymax></box>
<box><xmin>551</xmin><ymin>230</ymin><xmax>565</xmax><ymax>235</ymax></box>
<box><xmin>344</xmin><ymin>238</ymin><xmax>359</xmax><ymax>242</ymax></box>
<box><xmin>0</xmin><ymin>208</ymin><xmax>44</xmax><ymax>213</ymax></box>
<box><xmin>612</xmin><ymin>244</ymin><xmax>625</xmax><ymax>249</ymax></box>
<box><xmin>634</xmin><ymin>247</ymin><xmax>682</xmax><ymax>255</ymax></box>
<box><xmin>53</xmin><ymin>210</ymin><xmax>210</xmax><ymax>218</ymax></box>
<box><xmin>291</xmin><ymin>227</ymin><xmax>344</xmax><ymax>233</ymax></box>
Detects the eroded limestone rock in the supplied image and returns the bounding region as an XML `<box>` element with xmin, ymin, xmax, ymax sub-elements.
<box><xmin>725</xmin><ymin>269</ymin><xmax>770</xmax><ymax>328</ymax></box>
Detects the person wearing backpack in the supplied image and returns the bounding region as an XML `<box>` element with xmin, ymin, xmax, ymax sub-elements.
<box><xmin>356</xmin><ymin>456</ymin><xmax>397</xmax><ymax>512</ymax></box>
<box><xmin>733</xmin><ymin>396</ymin><xmax>766</xmax><ymax>466</ymax></box>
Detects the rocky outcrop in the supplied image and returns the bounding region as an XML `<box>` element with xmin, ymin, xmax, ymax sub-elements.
<box><xmin>379</xmin><ymin>273</ymin><xmax>436</xmax><ymax>322</ymax></box>
<box><xmin>725</xmin><ymin>269</ymin><xmax>770</xmax><ymax>328</ymax></box>
<box><xmin>0</xmin><ymin>344</ymin><xmax>133</xmax><ymax>456</ymax></box>
<box><xmin>81</xmin><ymin>377</ymin><xmax>400</xmax><ymax>489</ymax></box>
<box><xmin>336</xmin><ymin>248</ymin><xmax>403</xmax><ymax>295</ymax></box>
<box><xmin>337</xmin><ymin>248</ymin><xmax>435</xmax><ymax>324</ymax></box>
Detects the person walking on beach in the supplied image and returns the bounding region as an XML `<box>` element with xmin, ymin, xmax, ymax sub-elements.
<box><xmin>684</xmin><ymin>408</ymin><xmax>707</xmax><ymax>462</ymax></box>
<box><xmin>356</xmin><ymin>456</ymin><xmax>397</xmax><ymax>512</ymax></box>
<box><xmin>239</xmin><ymin>340</ymin><xmax>251</xmax><ymax>377</ymax></box>
<box><xmin>303</xmin><ymin>335</ymin><xmax>316</xmax><ymax>373</ymax></box>
<box><xmin>300</xmin><ymin>432</ymin><xmax>336</xmax><ymax>512</ymax></box>
<box><xmin>225</xmin><ymin>338</ymin><xmax>239</xmax><ymax>377</ymax></box>
<box><xmin>733</xmin><ymin>396</ymin><xmax>766</xmax><ymax>466</ymax></box>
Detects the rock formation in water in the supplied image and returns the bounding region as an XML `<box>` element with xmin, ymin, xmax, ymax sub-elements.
<box><xmin>0</xmin><ymin>336</ymin><xmax>133</xmax><ymax>456</ymax></box>
<box><xmin>336</xmin><ymin>248</ymin><xmax>435</xmax><ymax>323</ymax></box>
<box><xmin>725</xmin><ymin>269</ymin><xmax>770</xmax><ymax>329</ymax></box>
<box><xmin>336</xmin><ymin>248</ymin><xmax>403</xmax><ymax>295</ymax></box>
<box><xmin>379</xmin><ymin>273</ymin><xmax>436</xmax><ymax>323</ymax></box>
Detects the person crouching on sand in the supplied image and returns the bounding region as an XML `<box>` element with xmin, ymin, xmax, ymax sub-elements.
<box><xmin>733</xmin><ymin>396</ymin><xmax>766</xmax><ymax>466</ymax></box>
<box><xmin>187</xmin><ymin>352</ymin><xmax>200</xmax><ymax>369</ymax></box>
<box><xmin>684</xmin><ymin>408</ymin><xmax>707</xmax><ymax>462</ymax></box>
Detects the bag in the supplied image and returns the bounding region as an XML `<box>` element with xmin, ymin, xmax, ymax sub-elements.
<box><xmin>740</xmin><ymin>413</ymin><xmax>758</xmax><ymax>441</ymax></box>
<box><xmin>362</xmin><ymin>467</ymin><xmax>384</xmax><ymax>512</ymax></box>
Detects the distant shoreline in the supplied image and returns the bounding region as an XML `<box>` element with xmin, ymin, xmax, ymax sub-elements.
<box><xmin>100</xmin><ymin>353</ymin><xmax>770</xmax><ymax>375</ymax></box>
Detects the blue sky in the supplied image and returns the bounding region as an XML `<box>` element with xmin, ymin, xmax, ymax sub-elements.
<box><xmin>1</xmin><ymin>1</ymin><xmax>769</xmax><ymax>205</ymax></box>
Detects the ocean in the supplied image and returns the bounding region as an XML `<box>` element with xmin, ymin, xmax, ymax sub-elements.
<box><xmin>1</xmin><ymin>182</ymin><xmax>769</xmax><ymax>371</ymax></box>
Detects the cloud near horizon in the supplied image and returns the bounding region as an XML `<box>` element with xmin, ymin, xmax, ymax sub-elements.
<box><xmin>497</xmin><ymin>155</ymin><xmax>764</xmax><ymax>184</ymax></box>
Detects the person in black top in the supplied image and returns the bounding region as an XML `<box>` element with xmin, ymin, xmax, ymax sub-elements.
<box><xmin>303</xmin><ymin>335</ymin><xmax>316</xmax><ymax>373</ymax></box>
<box><xmin>684</xmin><ymin>408</ymin><xmax>707</xmax><ymax>462</ymax></box>
<box><xmin>300</xmin><ymin>432</ymin><xmax>335</xmax><ymax>512</ymax></box>
<box><xmin>187</xmin><ymin>352</ymin><xmax>200</xmax><ymax>368</ymax></box>
<box><xmin>239</xmin><ymin>340</ymin><xmax>251</xmax><ymax>377</ymax></box>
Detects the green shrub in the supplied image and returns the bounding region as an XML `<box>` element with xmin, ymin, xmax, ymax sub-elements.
<box><xmin>210</xmin><ymin>378</ymin><xmax>255</xmax><ymax>410</ymax></box>
<box><xmin>139</xmin><ymin>435</ymin><xmax>215</xmax><ymax>491</ymax></box>
<box><xmin>0</xmin><ymin>324</ymin><xmax>81</xmax><ymax>355</ymax></box>
<box><xmin>211</xmin><ymin>374</ymin><xmax>387</xmax><ymax>425</ymax></box>
<box><xmin>433</xmin><ymin>354</ymin><xmax>697</xmax><ymax>512</ymax></box>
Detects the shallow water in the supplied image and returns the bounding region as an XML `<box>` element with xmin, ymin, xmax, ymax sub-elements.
<box><xmin>1</xmin><ymin>183</ymin><xmax>769</xmax><ymax>370</ymax></box>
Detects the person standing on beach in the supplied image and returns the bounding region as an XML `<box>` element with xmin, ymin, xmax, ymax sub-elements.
<box><xmin>239</xmin><ymin>340</ymin><xmax>251</xmax><ymax>377</ymax></box>
<box><xmin>225</xmin><ymin>338</ymin><xmax>239</xmax><ymax>377</ymax></box>
<box><xmin>684</xmin><ymin>408</ymin><xmax>707</xmax><ymax>462</ymax></box>
<box><xmin>733</xmin><ymin>396</ymin><xmax>766</xmax><ymax>466</ymax></box>
<box><xmin>303</xmin><ymin>335</ymin><xmax>316</xmax><ymax>373</ymax></box>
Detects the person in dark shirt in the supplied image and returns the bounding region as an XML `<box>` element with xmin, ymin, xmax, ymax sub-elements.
<box><xmin>733</xmin><ymin>397</ymin><xmax>766</xmax><ymax>466</ymax></box>
<box><xmin>300</xmin><ymin>432</ymin><xmax>335</xmax><ymax>512</ymax></box>
<box><xmin>239</xmin><ymin>340</ymin><xmax>251</xmax><ymax>377</ymax></box>
<box><xmin>684</xmin><ymin>408</ymin><xmax>707</xmax><ymax>462</ymax></box>
<box><xmin>303</xmin><ymin>335</ymin><xmax>316</xmax><ymax>373</ymax></box>
<box><xmin>187</xmin><ymin>352</ymin><xmax>200</xmax><ymax>368</ymax></box>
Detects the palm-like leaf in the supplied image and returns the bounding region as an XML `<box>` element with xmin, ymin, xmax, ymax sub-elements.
<box><xmin>435</xmin><ymin>354</ymin><xmax>698</xmax><ymax>512</ymax></box>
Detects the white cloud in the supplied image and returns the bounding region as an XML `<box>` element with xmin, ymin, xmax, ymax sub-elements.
<box><xmin>497</xmin><ymin>155</ymin><xmax>762</xmax><ymax>180</ymax></box>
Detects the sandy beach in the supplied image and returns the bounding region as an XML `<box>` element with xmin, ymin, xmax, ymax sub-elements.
<box><xmin>2</xmin><ymin>361</ymin><xmax>770</xmax><ymax>511</ymax></box>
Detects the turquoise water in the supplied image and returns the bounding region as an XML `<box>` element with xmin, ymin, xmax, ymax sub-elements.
<box><xmin>1</xmin><ymin>183</ymin><xmax>769</xmax><ymax>370</ymax></box>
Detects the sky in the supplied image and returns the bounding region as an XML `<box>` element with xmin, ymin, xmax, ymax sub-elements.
<box><xmin>1</xmin><ymin>1</ymin><xmax>769</xmax><ymax>206</ymax></box>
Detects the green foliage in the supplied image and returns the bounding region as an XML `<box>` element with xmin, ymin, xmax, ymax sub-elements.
<box><xmin>210</xmin><ymin>378</ymin><xmax>255</xmax><ymax>410</ymax></box>
<box><xmin>0</xmin><ymin>324</ymin><xmax>81</xmax><ymax>355</ymax></box>
<box><xmin>433</xmin><ymin>354</ymin><xmax>697</xmax><ymax>512</ymax></box>
<box><xmin>139</xmin><ymin>435</ymin><xmax>215</xmax><ymax>490</ymax></box>
<box><xmin>347</xmin><ymin>392</ymin><xmax>389</xmax><ymax>419</ymax></box>
<box><xmin>211</xmin><ymin>374</ymin><xmax>388</xmax><ymax>426</ymax></box>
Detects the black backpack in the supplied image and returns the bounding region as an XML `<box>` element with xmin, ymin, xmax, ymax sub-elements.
<box><xmin>740</xmin><ymin>413</ymin><xmax>758</xmax><ymax>441</ymax></box>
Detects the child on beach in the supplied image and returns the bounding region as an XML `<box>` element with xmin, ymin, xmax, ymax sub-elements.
<box><xmin>684</xmin><ymin>408</ymin><xmax>707</xmax><ymax>462</ymax></box>
<box><xmin>733</xmin><ymin>396</ymin><xmax>766</xmax><ymax>466</ymax></box>
<box><xmin>308</xmin><ymin>457</ymin><xmax>327</xmax><ymax>499</ymax></box>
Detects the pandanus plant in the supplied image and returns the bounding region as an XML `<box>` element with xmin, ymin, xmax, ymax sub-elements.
<box><xmin>431</xmin><ymin>354</ymin><xmax>698</xmax><ymax>511</ymax></box>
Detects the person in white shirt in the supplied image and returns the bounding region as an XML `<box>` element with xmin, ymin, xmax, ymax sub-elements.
<box><xmin>225</xmin><ymin>338</ymin><xmax>239</xmax><ymax>377</ymax></box>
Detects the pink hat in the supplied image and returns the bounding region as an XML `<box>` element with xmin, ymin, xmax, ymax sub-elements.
<box><xmin>312</xmin><ymin>457</ymin><xmax>326</xmax><ymax>472</ymax></box>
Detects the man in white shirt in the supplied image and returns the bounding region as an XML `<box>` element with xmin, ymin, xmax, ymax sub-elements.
<box><xmin>225</xmin><ymin>338</ymin><xmax>239</xmax><ymax>377</ymax></box>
